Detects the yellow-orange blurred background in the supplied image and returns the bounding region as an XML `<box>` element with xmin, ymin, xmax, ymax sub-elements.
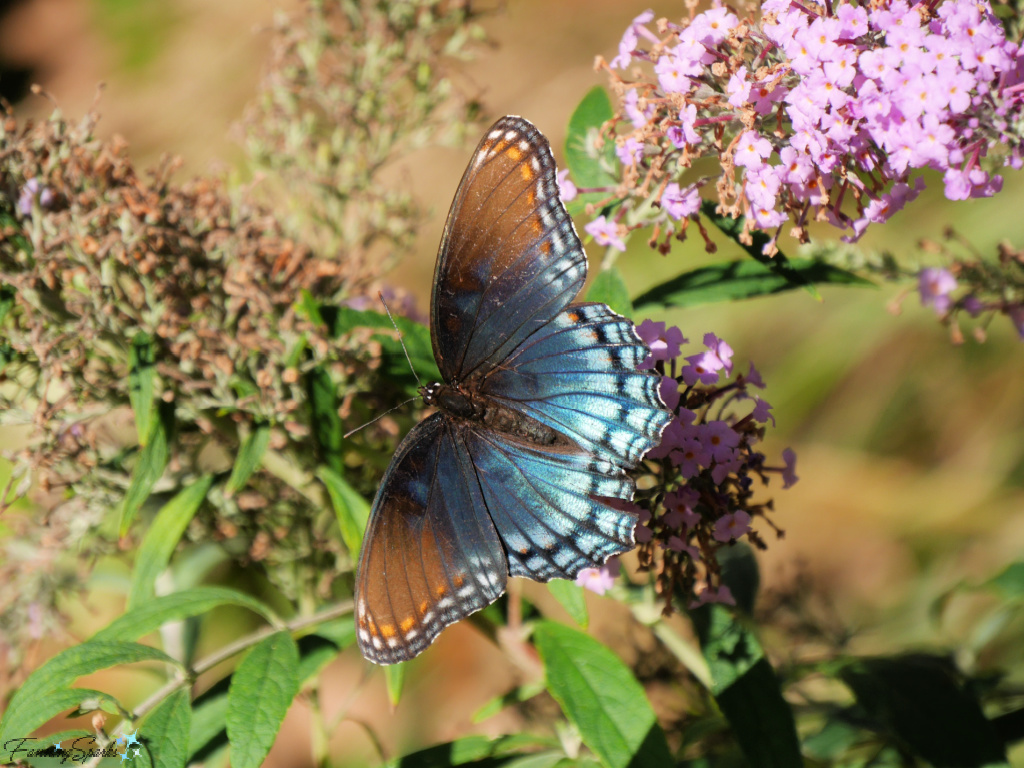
<box><xmin>3</xmin><ymin>0</ymin><xmax>1024</xmax><ymax>765</ymax></box>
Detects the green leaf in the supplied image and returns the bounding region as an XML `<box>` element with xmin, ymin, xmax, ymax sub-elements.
<box><xmin>386</xmin><ymin>734</ymin><xmax>560</xmax><ymax>768</ymax></box>
<box><xmin>296</xmin><ymin>634</ymin><xmax>342</xmax><ymax>685</ymax></box>
<box><xmin>225</xmin><ymin>423</ymin><xmax>270</xmax><ymax>496</ymax></box>
<box><xmin>0</xmin><ymin>642</ymin><xmax>177</xmax><ymax>750</ymax></box>
<box><xmin>140</xmin><ymin>688</ymin><xmax>191</xmax><ymax>768</ymax></box>
<box><xmin>534</xmin><ymin>622</ymin><xmax>673</xmax><ymax>768</ymax></box>
<box><xmin>93</xmin><ymin>586</ymin><xmax>279</xmax><ymax>642</ymax></box>
<box><xmin>547</xmin><ymin>580</ymin><xmax>588</xmax><ymax>628</ymax></box>
<box><xmin>691</xmin><ymin>604</ymin><xmax>802</xmax><ymax>767</ymax></box>
<box><xmin>308</xmin><ymin>365</ymin><xmax>344</xmax><ymax>475</ymax></box>
<box><xmin>318</xmin><ymin>466</ymin><xmax>371</xmax><ymax>558</ymax></box>
<box><xmin>840</xmin><ymin>655</ymin><xmax>1008</xmax><ymax>768</ymax></box>
<box><xmin>385</xmin><ymin>662</ymin><xmax>406</xmax><ymax>708</ymax></box>
<box><xmin>226</xmin><ymin>631</ymin><xmax>300</xmax><ymax>768</ymax></box>
<box><xmin>585</xmin><ymin>267</ymin><xmax>633</xmax><ymax>319</ymax></box>
<box><xmin>310</xmin><ymin>617</ymin><xmax>357</xmax><ymax>649</ymax></box>
<box><xmin>633</xmin><ymin>257</ymin><xmax>873</xmax><ymax>310</ymax></box>
<box><xmin>128</xmin><ymin>475</ymin><xmax>214</xmax><ymax>609</ymax></box>
<box><xmin>565</xmin><ymin>87</ymin><xmax>618</xmax><ymax>218</ymax></box>
<box><xmin>718</xmin><ymin>542</ymin><xmax>760</xmax><ymax>616</ymax></box>
<box><xmin>0</xmin><ymin>283</ymin><xmax>16</xmax><ymax>326</ymax></box>
<box><xmin>120</xmin><ymin>400</ymin><xmax>175</xmax><ymax>536</ymax></box>
<box><xmin>984</xmin><ymin>561</ymin><xmax>1024</xmax><ymax>600</ymax></box>
<box><xmin>188</xmin><ymin>678</ymin><xmax>230</xmax><ymax>763</ymax></box>
<box><xmin>129</xmin><ymin>333</ymin><xmax>157</xmax><ymax>446</ymax></box>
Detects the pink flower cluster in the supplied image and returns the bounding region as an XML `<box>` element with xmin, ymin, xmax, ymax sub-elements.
<box><xmin>599</xmin><ymin>0</ymin><xmax>1024</xmax><ymax>252</ymax></box>
<box><xmin>596</xmin><ymin>320</ymin><xmax>797</xmax><ymax>608</ymax></box>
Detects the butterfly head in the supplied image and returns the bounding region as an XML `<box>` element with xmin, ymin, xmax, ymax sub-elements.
<box><xmin>419</xmin><ymin>381</ymin><xmax>443</xmax><ymax>406</ymax></box>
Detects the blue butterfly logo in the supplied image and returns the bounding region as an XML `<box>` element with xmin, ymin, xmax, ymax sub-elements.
<box><xmin>356</xmin><ymin>116</ymin><xmax>672</xmax><ymax>664</ymax></box>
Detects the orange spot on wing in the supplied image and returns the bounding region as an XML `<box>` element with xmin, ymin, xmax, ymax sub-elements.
<box><xmin>454</xmin><ymin>573</ymin><xmax>466</xmax><ymax>588</ymax></box>
<box><xmin>435</xmin><ymin>584</ymin><xmax>447</xmax><ymax>598</ymax></box>
<box><xmin>400</xmin><ymin>616</ymin><xmax>416</xmax><ymax>632</ymax></box>
<box><xmin>519</xmin><ymin>163</ymin><xmax>534</xmax><ymax>180</ymax></box>
<box><xmin>419</xmin><ymin>600</ymin><xmax>430</xmax><ymax>615</ymax></box>
<box><xmin>507</xmin><ymin>146</ymin><xmax>522</xmax><ymax>161</ymax></box>
<box><xmin>541</xmin><ymin>241</ymin><xmax>552</xmax><ymax>255</ymax></box>
<box><xmin>566</xmin><ymin>310</ymin><xmax>580</xmax><ymax>322</ymax></box>
<box><xmin>379</xmin><ymin>622</ymin><xmax>397</xmax><ymax>639</ymax></box>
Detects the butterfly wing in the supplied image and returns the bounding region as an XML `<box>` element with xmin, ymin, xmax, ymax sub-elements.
<box><xmin>431</xmin><ymin>116</ymin><xmax>586</xmax><ymax>382</ymax></box>
<box><xmin>355</xmin><ymin>413</ymin><xmax>507</xmax><ymax>665</ymax></box>
<box><xmin>481</xmin><ymin>302</ymin><xmax>672</xmax><ymax>470</ymax></box>
<box><xmin>462</xmin><ymin>428</ymin><xmax>638</xmax><ymax>581</ymax></box>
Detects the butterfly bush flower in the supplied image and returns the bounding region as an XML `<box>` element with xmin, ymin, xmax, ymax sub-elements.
<box><xmin>628</xmin><ymin>324</ymin><xmax>797</xmax><ymax>612</ymax></box>
<box><xmin>586</xmin><ymin>0</ymin><xmax>1024</xmax><ymax>255</ymax></box>
<box><xmin>576</xmin><ymin>557</ymin><xmax>621</xmax><ymax>595</ymax></box>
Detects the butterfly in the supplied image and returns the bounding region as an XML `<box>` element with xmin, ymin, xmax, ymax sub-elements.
<box><xmin>355</xmin><ymin>116</ymin><xmax>672</xmax><ymax>665</ymax></box>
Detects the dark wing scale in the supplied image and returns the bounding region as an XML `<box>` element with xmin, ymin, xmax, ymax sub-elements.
<box><xmin>463</xmin><ymin>428</ymin><xmax>638</xmax><ymax>581</ymax></box>
<box><xmin>431</xmin><ymin>116</ymin><xmax>586</xmax><ymax>382</ymax></box>
<box><xmin>481</xmin><ymin>303</ymin><xmax>672</xmax><ymax>469</ymax></box>
<box><xmin>355</xmin><ymin>414</ymin><xmax>507</xmax><ymax>665</ymax></box>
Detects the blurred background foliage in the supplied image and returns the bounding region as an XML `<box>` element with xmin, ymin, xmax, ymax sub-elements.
<box><xmin>0</xmin><ymin>0</ymin><xmax>1023</xmax><ymax>766</ymax></box>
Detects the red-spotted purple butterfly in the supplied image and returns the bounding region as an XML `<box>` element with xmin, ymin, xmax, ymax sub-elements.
<box><xmin>355</xmin><ymin>116</ymin><xmax>671</xmax><ymax>664</ymax></box>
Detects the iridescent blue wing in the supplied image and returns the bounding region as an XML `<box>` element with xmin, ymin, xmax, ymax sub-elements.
<box><xmin>480</xmin><ymin>303</ymin><xmax>671</xmax><ymax>470</ymax></box>
<box><xmin>462</xmin><ymin>428</ymin><xmax>638</xmax><ymax>580</ymax></box>
<box><xmin>355</xmin><ymin>414</ymin><xmax>506</xmax><ymax>665</ymax></box>
<box><xmin>431</xmin><ymin>116</ymin><xmax>586</xmax><ymax>382</ymax></box>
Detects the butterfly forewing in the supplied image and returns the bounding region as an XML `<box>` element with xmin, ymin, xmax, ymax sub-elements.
<box><xmin>431</xmin><ymin>116</ymin><xmax>587</xmax><ymax>382</ymax></box>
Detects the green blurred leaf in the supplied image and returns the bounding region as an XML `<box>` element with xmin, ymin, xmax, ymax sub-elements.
<box><xmin>225</xmin><ymin>424</ymin><xmax>270</xmax><ymax>497</ymax></box>
<box><xmin>0</xmin><ymin>283</ymin><xmax>16</xmax><ymax>326</ymax></box>
<box><xmin>94</xmin><ymin>586</ymin><xmax>279</xmax><ymax>642</ymax></box>
<box><xmin>565</xmin><ymin>87</ymin><xmax>618</xmax><ymax>216</ymax></box>
<box><xmin>633</xmin><ymin>257</ymin><xmax>872</xmax><ymax>310</ymax></box>
<box><xmin>296</xmin><ymin>634</ymin><xmax>342</xmax><ymax>685</ymax></box>
<box><xmin>547</xmin><ymin>580</ymin><xmax>588</xmax><ymax>628</ymax></box>
<box><xmin>585</xmin><ymin>267</ymin><xmax>633</xmax><ymax>319</ymax></box>
<box><xmin>311</xmin><ymin>617</ymin><xmax>357</xmax><ymax>649</ymax></box>
<box><xmin>984</xmin><ymin>561</ymin><xmax>1024</xmax><ymax>600</ymax></box>
<box><xmin>226</xmin><ymin>632</ymin><xmax>300</xmax><ymax>768</ymax></box>
<box><xmin>691</xmin><ymin>604</ymin><xmax>802</xmax><ymax>767</ymax></box>
<box><xmin>140</xmin><ymin>688</ymin><xmax>191</xmax><ymax>768</ymax></box>
<box><xmin>333</xmin><ymin>305</ymin><xmax>440</xmax><ymax>386</ymax></box>
<box><xmin>802</xmin><ymin>719</ymin><xmax>861</xmax><ymax>761</ymax></box>
<box><xmin>318</xmin><ymin>466</ymin><xmax>371</xmax><ymax>558</ymax></box>
<box><xmin>534</xmin><ymin>622</ymin><xmax>673</xmax><ymax>768</ymax></box>
<box><xmin>0</xmin><ymin>642</ymin><xmax>177</xmax><ymax>752</ymax></box>
<box><xmin>128</xmin><ymin>475</ymin><xmax>213</xmax><ymax>609</ymax></box>
<box><xmin>386</xmin><ymin>662</ymin><xmax>406</xmax><ymax>708</ymax></box>
<box><xmin>840</xmin><ymin>655</ymin><xmax>1008</xmax><ymax>768</ymax></box>
<box><xmin>308</xmin><ymin>365</ymin><xmax>344</xmax><ymax>475</ymax></box>
<box><xmin>129</xmin><ymin>333</ymin><xmax>157</xmax><ymax>446</ymax></box>
<box><xmin>718</xmin><ymin>542</ymin><xmax>760</xmax><ymax>616</ymax></box>
<box><xmin>386</xmin><ymin>734</ymin><xmax>560</xmax><ymax>768</ymax></box>
<box><xmin>120</xmin><ymin>400</ymin><xmax>175</xmax><ymax>536</ymax></box>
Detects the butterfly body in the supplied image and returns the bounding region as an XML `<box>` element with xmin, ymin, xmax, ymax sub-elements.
<box><xmin>355</xmin><ymin>116</ymin><xmax>672</xmax><ymax>665</ymax></box>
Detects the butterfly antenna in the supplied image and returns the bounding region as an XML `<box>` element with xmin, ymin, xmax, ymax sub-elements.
<box><xmin>343</xmin><ymin>396</ymin><xmax>421</xmax><ymax>439</ymax></box>
<box><xmin>378</xmin><ymin>291</ymin><xmax>423</xmax><ymax>388</ymax></box>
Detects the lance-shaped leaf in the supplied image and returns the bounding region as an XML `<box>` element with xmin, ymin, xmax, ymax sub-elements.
<box><xmin>129</xmin><ymin>333</ymin><xmax>157</xmax><ymax>446</ymax></box>
<box><xmin>225</xmin><ymin>424</ymin><xmax>270</xmax><ymax>497</ymax></box>
<box><xmin>120</xmin><ymin>400</ymin><xmax>176</xmax><ymax>536</ymax></box>
<box><xmin>318</xmin><ymin>466</ymin><xmax>370</xmax><ymax>558</ymax></box>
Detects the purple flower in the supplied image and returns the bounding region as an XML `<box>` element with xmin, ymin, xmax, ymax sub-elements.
<box><xmin>556</xmin><ymin>169</ymin><xmax>577</xmax><ymax>203</ymax></box>
<box><xmin>682</xmin><ymin>350</ymin><xmax>724</xmax><ymax>385</ymax></box>
<box><xmin>713</xmin><ymin>510</ymin><xmax>751</xmax><ymax>542</ymax></box>
<box><xmin>611</xmin><ymin>10</ymin><xmax>655</xmax><ymax>70</ymax></box>
<box><xmin>781</xmin><ymin>448</ymin><xmax>799</xmax><ymax>488</ymax></box>
<box><xmin>702</xmin><ymin>421</ymin><xmax>740</xmax><ymax>463</ymax></box>
<box><xmin>661</xmin><ymin>182</ymin><xmax>700</xmax><ymax>220</ymax></box>
<box><xmin>918</xmin><ymin>267</ymin><xmax>958</xmax><ymax>314</ymax></box>
<box><xmin>576</xmin><ymin>557</ymin><xmax>621</xmax><ymax>595</ymax></box>
<box><xmin>751</xmin><ymin>397</ymin><xmax>775</xmax><ymax>425</ymax></box>
<box><xmin>690</xmin><ymin>584</ymin><xmax>736</xmax><ymax>608</ymax></box>
<box><xmin>678</xmin><ymin>103</ymin><xmax>703</xmax><ymax>146</ymax></box>
<box><xmin>585</xmin><ymin>216</ymin><xmax>626</xmax><ymax>251</ymax></box>
<box><xmin>746</xmin><ymin>362</ymin><xmax>766</xmax><ymax>389</ymax></box>
<box><xmin>624</xmin><ymin>90</ymin><xmax>653</xmax><ymax>128</ymax></box>
<box><xmin>1009</xmin><ymin>305</ymin><xmax>1024</xmax><ymax>339</ymax></box>
<box><xmin>727</xmin><ymin>66</ymin><xmax>751</xmax><ymax>108</ymax></box>
<box><xmin>636</xmin><ymin>319</ymin><xmax>686</xmax><ymax>365</ymax></box>
<box><xmin>660</xmin><ymin>376</ymin><xmax>680</xmax><ymax>410</ymax></box>
<box><xmin>703</xmin><ymin>332</ymin><xmax>734</xmax><ymax>374</ymax></box>
<box><xmin>18</xmin><ymin>178</ymin><xmax>56</xmax><ymax>217</ymax></box>
<box><xmin>667</xmin><ymin>536</ymin><xmax>701</xmax><ymax>559</ymax></box>
<box><xmin>655</xmin><ymin>50</ymin><xmax>699</xmax><ymax>94</ymax></box>
<box><xmin>616</xmin><ymin>136</ymin><xmax>645</xmax><ymax>166</ymax></box>
<box><xmin>734</xmin><ymin>130</ymin><xmax>773</xmax><ymax>170</ymax></box>
<box><xmin>671</xmin><ymin>437</ymin><xmax>709</xmax><ymax>478</ymax></box>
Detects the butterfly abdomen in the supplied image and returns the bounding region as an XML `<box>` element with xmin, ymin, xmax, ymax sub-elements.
<box><xmin>423</xmin><ymin>381</ymin><xmax>568</xmax><ymax>448</ymax></box>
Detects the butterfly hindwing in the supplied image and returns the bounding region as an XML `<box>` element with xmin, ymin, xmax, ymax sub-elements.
<box><xmin>356</xmin><ymin>414</ymin><xmax>507</xmax><ymax>665</ymax></box>
<box><xmin>481</xmin><ymin>303</ymin><xmax>671</xmax><ymax>469</ymax></box>
<box><xmin>432</xmin><ymin>116</ymin><xmax>586</xmax><ymax>382</ymax></box>
<box><xmin>464</xmin><ymin>428</ymin><xmax>637</xmax><ymax>581</ymax></box>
